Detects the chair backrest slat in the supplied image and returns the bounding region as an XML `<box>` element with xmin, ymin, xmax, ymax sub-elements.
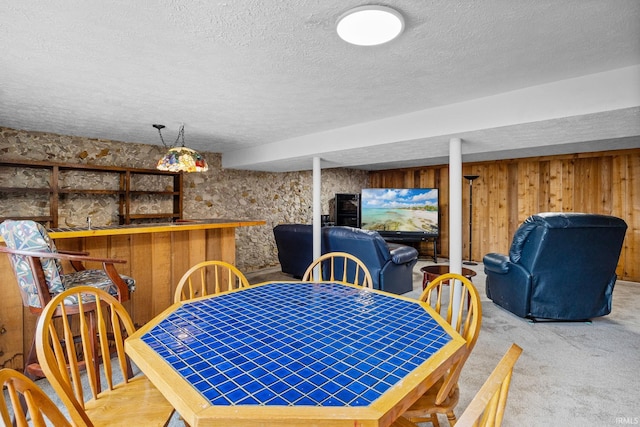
<box><xmin>174</xmin><ymin>260</ymin><xmax>250</xmax><ymax>303</ymax></box>
<box><xmin>111</xmin><ymin>304</ymin><xmax>130</xmax><ymax>383</ymax></box>
<box><xmin>201</xmin><ymin>267</ymin><xmax>210</xmax><ymax>295</ymax></box>
<box><xmin>95</xmin><ymin>298</ymin><xmax>114</xmax><ymax>391</ymax></box>
<box><xmin>302</xmin><ymin>252</ymin><xmax>374</xmax><ymax>288</ymax></box>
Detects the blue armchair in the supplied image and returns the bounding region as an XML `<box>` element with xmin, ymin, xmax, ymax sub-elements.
<box><xmin>323</xmin><ymin>226</ymin><xmax>418</xmax><ymax>294</ymax></box>
<box><xmin>273</xmin><ymin>224</ymin><xmax>320</xmax><ymax>279</ymax></box>
<box><xmin>483</xmin><ymin>212</ymin><xmax>627</xmax><ymax>321</ymax></box>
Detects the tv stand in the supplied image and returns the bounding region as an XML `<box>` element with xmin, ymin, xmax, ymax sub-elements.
<box><xmin>382</xmin><ymin>235</ymin><xmax>437</xmax><ymax>263</ymax></box>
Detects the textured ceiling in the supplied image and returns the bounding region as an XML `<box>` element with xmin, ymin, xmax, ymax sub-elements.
<box><xmin>1</xmin><ymin>1</ymin><xmax>639</xmax><ymax>171</ymax></box>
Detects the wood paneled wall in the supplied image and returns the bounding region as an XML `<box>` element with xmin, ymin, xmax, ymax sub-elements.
<box><xmin>369</xmin><ymin>148</ymin><xmax>639</xmax><ymax>282</ymax></box>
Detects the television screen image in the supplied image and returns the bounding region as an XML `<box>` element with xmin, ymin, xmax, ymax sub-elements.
<box><xmin>360</xmin><ymin>188</ymin><xmax>439</xmax><ymax>238</ymax></box>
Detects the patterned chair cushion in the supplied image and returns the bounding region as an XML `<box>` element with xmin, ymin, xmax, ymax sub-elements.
<box><xmin>62</xmin><ymin>270</ymin><xmax>136</xmax><ymax>305</ymax></box>
<box><xmin>0</xmin><ymin>220</ymin><xmax>135</xmax><ymax>308</ymax></box>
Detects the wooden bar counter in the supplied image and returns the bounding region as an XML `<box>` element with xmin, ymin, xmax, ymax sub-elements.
<box><xmin>0</xmin><ymin>218</ymin><xmax>265</xmax><ymax>372</ymax></box>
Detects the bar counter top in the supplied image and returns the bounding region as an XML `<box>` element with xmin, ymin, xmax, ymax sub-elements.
<box><xmin>41</xmin><ymin>218</ymin><xmax>265</xmax><ymax>239</ymax></box>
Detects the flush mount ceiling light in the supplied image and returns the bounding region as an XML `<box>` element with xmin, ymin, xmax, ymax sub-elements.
<box><xmin>154</xmin><ymin>124</ymin><xmax>209</xmax><ymax>173</ymax></box>
<box><xmin>336</xmin><ymin>5</ymin><xmax>405</xmax><ymax>46</ymax></box>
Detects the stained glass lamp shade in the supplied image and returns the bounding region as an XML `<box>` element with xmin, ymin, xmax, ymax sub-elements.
<box><xmin>154</xmin><ymin>124</ymin><xmax>209</xmax><ymax>173</ymax></box>
<box><xmin>157</xmin><ymin>146</ymin><xmax>208</xmax><ymax>172</ymax></box>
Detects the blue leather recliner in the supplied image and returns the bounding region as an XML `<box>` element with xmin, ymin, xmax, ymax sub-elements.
<box><xmin>484</xmin><ymin>212</ymin><xmax>627</xmax><ymax>321</ymax></box>
<box><xmin>273</xmin><ymin>224</ymin><xmax>418</xmax><ymax>294</ymax></box>
<box><xmin>323</xmin><ymin>226</ymin><xmax>418</xmax><ymax>294</ymax></box>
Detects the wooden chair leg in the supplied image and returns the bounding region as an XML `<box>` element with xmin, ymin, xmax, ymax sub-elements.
<box><xmin>23</xmin><ymin>333</ymin><xmax>45</xmax><ymax>380</ymax></box>
<box><xmin>447</xmin><ymin>411</ymin><xmax>457</xmax><ymax>426</ymax></box>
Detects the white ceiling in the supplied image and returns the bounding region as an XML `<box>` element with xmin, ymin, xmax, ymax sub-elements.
<box><xmin>1</xmin><ymin>1</ymin><xmax>639</xmax><ymax>172</ymax></box>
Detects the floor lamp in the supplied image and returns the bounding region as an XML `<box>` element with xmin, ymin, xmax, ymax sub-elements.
<box><xmin>463</xmin><ymin>175</ymin><xmax>479</xmax><ymax>265</ymax></box>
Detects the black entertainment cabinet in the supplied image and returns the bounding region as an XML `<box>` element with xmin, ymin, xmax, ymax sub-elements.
<box><xmin>380</xmin><ymin>233</ymin><xmax>438</xmax><ymax>263</ymax></box>
<box><xmin>334</xmin><ymin>193</ymin><xmax>360</xmax><ymax>227</ymax></box>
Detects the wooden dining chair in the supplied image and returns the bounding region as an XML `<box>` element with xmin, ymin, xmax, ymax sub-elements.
<box><xmin>456</xmin><ymin>343</ymin><xmax>523</xmax><ymax>427</ymax></box>
<box><xmin>35</xmin><ymin>285</ymin><xmax>175</xmax><ymax>427</ymax></box>
<box><xmin>403</xmin><ymin>273</ymin><xmax>482</xmax><ymax>426</ymax></box>
<box><xmin>392</xmin><ymin>344</ymin><xmax>522</xmax><ymax>427</ymax></box>
<box><xmin>0</xmin><ymin>368</ymin><xmax>76</xmax><ymax>427</ymax></box>
<box><xmin>302</xmin><ymin>251</ymin><xmax>373</xmax><ymax>288</ymax></box>
<box><xmin>0</xmin><ymin>219</ymin><xmax>135</xmax><ymax>380</ymax></box>
<box><xmin>174</xmin><ymin>260</ymin><xmax>250</xmax><ymax>303</ymax></box>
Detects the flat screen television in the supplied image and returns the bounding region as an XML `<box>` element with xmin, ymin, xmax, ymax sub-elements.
<box><xmin>360</xmin><ymin>188</ymin><xmax>439</xmax><ymax>241</ymax></box>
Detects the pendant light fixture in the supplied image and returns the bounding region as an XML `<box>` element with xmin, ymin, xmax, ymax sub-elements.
<box><xmin>336</xmin><ymin>5</ymin><xmax>405</xmax><ymax>46</ymax></box>
<box><xmin>154</xmin><ymin>124</ymin><xmax>209</xmax><ymax>172</ymax></box>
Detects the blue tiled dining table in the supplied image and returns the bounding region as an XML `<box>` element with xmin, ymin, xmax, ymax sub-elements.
<box><xmin>125</xmin><ymin>281</ymin><xmax>466</xmax><ymax>427</ymax></box>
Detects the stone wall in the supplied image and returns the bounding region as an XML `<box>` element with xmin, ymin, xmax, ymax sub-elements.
<box><xmin>0</xmin><ymin>127</ymin><xmax>368</xmax><ymax>271</ymax></box>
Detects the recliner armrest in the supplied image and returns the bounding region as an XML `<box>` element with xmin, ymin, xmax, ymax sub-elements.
<box><xmin>483</xmin><ymin>252</ymin><xmax>510</xmax><ymax>274</ymax></box>
<box><xmin>389</xmin><ymin>245</ymin><xmax>419</xmax><ymax>264</ymax></box>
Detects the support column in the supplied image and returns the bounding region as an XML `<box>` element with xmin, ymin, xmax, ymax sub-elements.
<box><xmin>313</xmin><ymin>157</ymin><xmax>322</xmax><ymax>262</ymax></box>
<box><xmin>449</xmin><ymin>138</ymin><xmax>463</xmax><ymax>324</ymax></box>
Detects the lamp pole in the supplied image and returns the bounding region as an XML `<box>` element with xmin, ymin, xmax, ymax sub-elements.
<box><xmin>463</xmin><ymin>175</ymin><xmax>479</xmax><ymax>265</ymax></box>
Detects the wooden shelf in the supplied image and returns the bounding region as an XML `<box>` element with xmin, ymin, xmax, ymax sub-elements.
<box><xmin>0</xmin><ymin>160</ymin><xmax>183</xmax><ymax>227</ymax></box>
<box><xmin>59</xmin><ymin>189</ymin><xmax>122</xmax><ymax>195</ymax></box>
<box><xmin>0</xmin><ymin>187</ymin><xmax>51</xmax><ymax>193</ymax></box>
<box><xmin>124</xmin><ymin>213</ymin><xmax>181</xmax><ymax>220</ymax></box>
<box><xmin>129</xmin><ymin>190</ymin><xmax>180</xmax><ymax>195</ymax></box>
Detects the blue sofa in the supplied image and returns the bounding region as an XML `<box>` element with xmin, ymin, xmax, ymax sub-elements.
<box><xmin>484</xmin><ymin>212</ymin><xmax>627</xmax><ymax>321</ymax></box>
<box><xmin>273</xmin><ymin>224</ymin><xmax>418</xmax><ymax>294</ymax></box>
<box><xmin>273</xmin><ymin>224</ymin><xmax>319</xmax><ymax>279</ymax></box>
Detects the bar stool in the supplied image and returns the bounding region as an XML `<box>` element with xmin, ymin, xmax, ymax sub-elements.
<box><xmin>0</xmin><ymin>220</ymin><xmax>135</xmax><ymax>379</ymax></box>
